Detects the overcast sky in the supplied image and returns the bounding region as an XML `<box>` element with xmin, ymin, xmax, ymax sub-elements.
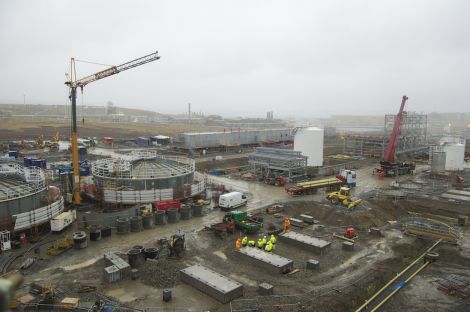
<box><xmin>1</xmin><ymin>0</ymin><xmax>469</xmax><ymax>118</ymax></box>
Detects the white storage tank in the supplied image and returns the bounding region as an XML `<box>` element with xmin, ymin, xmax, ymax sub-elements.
<box><xmin>430</xmin><ymin>151</ymin><xmax>446</xmax><ymax>173</ymax></box>
<box><xmin>294</xmin><ymin>127</ymin><xmax>324</xmax><ymax>166</ymax></box>
<box><xmin>437</xmin><ymin>137</ymin><xmax>465</xmax><ymax>171</ymax></box>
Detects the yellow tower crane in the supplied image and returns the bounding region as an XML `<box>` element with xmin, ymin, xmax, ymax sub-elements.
<box><xmin>65</xmin><ymin>51</ymin><xmax>160</xmax><ymax>205</ymax></box>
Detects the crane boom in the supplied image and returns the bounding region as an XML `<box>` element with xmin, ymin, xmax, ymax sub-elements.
<box><xmin>70</xmin><ymin>51</ymin><xmax>160</xmax><ymax>88</ymax></box>
<box><xmin>65</xmin><ymin>51</ymin><xmax>160</xmax><ymax>205</ymax></box>
<box><xmin>384</xmin><ymin>95</ymin><xmax>408</xmax><ymax>162</ymax></box>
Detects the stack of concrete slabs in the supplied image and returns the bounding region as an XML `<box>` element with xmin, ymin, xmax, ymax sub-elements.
<box><xmin>180</xmin><ymin>264</ymin><xmax>244</xmax><ymax>303</ymax></box>
<box><xmin>237</xmin><ymin>247</ymin><xmax>294</xmax><ymax>274</ymax></box>
<box><xmin>279</xmin><ymin>231</ymin><xmax>331</xmax><ymax>254</ymax></box>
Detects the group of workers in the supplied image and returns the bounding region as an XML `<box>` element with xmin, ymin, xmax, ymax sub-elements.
<box><xmin>235</xmin><ymin>217</ymin><xmax>290</xmax><ymax>252</ymax></box>
<box><xmin>236</xmin><ymin>234</ymin><xmax>277</xmax><ymax>252</ymax></box>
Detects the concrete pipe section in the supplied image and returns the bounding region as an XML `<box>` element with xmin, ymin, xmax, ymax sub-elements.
<box><xmin>73</xmin><ymin>231</ymin><xmax>88</xmax><ymax>249</ymax></box>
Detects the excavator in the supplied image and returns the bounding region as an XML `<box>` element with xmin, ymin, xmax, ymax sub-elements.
<box><xmin>376</xmin><ymin>96</ymin><xmax>415</xmax><ymax>177</ymax></box>
<box><xmin>326</xmin><ymin>187</ymin><xmax>362</xmax><ymax>209</ymax></box>
<box><xmin>168</xmin><ymin>232</ymin><xmax>185</xmax><ymax>258</ymax></box>
<box><xmin>34</xmin><ymin>132</ymin><xmax>60</xmax><ymax>150</ymax></box>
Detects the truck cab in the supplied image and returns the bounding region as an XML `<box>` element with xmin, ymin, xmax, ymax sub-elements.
<box><xmin>339</xmin><ymin>170</ymin><xmax>357</xmax><ymax>187</ymax></box>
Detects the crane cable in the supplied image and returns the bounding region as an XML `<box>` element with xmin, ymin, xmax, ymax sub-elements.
<box><xmin>74</xmin><ymin>59</ymin><xmax>113</xmax><ymax>67</ymax></box>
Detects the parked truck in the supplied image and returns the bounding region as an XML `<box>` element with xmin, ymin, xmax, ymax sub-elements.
<box><xmin>285</xmin><ymin>177</ymin><xmax>343</xmax><ymax>196</ymax></box>
<box><xmin>222</xmin><ymin>211</ymin><xmax>263</xmax><ymax>234</ymax></box>
<box><xmin>218</xmin><ymin>192</ymin><xmax>248</xmax><ymax>211</ymax></box>
<box><xmin>50</xmin><ymin>211</ymin><xmax>75</xmax><ymax>232</ymax></box>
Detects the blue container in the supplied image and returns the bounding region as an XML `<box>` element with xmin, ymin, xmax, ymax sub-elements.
<box><xmin>24</xmin><ymin>157</ymin><xmax>34</xmax><ymax>166</ymax></box>
<box><xmin>58</xmin><ymin>166</ymin><xmax>73</xmax><ymax>175</ymax></box>
<box><xmin>78</xmin><ymin>146</ymin><xmax>87</xmax><ymax>155</ymax></box>
<box><xmin>79</xmin><ymin>165</ymin><xmax>91</xmax><ymax>176</ymax></box>
<box><xmin>32</xmin><ymin>159</ymin><xmax>47</xmax><ymax>169</ymax></box>
<box><xmin>8</xmin><ymin>151</ymin><xmax>18</xmax><ymax>158</ymax></box>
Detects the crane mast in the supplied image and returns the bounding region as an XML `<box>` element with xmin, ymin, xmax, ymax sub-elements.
<box><xmin>384</xmin><ymin>95</ymin><xmax>408</xmax><ymax>162</ymax></box>
<box><xmin>377</xmin><ymin>95</ymin><xmax>416</xmax><ymax>177</ymax></box>
<box><xmin>65</xmin><ymin>51</ymin><xmax>160</xmax><ymax>205</ymax></box>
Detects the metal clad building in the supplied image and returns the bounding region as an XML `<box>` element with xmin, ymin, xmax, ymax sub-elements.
<box><xmin>182</xmin><ymin>128</ymin><xmax>293</xmax><ymax>149</ymax></box>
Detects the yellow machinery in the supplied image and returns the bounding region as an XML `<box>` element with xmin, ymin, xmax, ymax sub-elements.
<box><xmin>326</xmin><ymin>187</ymin><xmax>362</xmax><ymax>209</ymax></box>
<box><xmin>196</xmin><ymin>199</ymin><xmax>210</xmax><ymax>206</ymax></box>
<box><xmin>35</xmin><ymin>135</ymin><xmax>45</xmax><ymax>148</ymax></box>
<box><xmin>47</xmin><ymin>238</ymin><xmax>73</xmax><ymax>256</ymax></box>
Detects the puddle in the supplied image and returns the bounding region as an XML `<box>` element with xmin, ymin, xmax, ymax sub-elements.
<box><xmin>213</xmin><ymin>250</ymin><xmax>227</xmax><ymax>260</ymax></box>
<box><xmin>63</xmin><ymin>257</ymin><xmax>100</xmax><ymax>271</ymax></box>
<box><xmin>106</xmin><ymin>288</ymin><xmax>137</xmax><ymax>303</ymax></box>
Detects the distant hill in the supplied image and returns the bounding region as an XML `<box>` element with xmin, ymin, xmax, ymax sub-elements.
<box><xmin>0</xmin><ymin>103</ymin><xmax>167</xmax><ymax>118</ymax></box>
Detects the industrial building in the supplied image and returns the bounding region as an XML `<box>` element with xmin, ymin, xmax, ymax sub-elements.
<box><xmin>179</xmin><ymin>128</ymin><xmax>293</xmax><ymax>150</ymax></box>
<box><xmin>343</xmin><ymin>112</ymin><xmax>428</xmax><ymax>159</ymax></box>
<box><xmin>92</xmin><ymin>150</ymin><xmax>205</xmax><ymax>205</ymax></box>
<box><xmin>0</xmin><ymin>161</ymin><xmax>64</xmax><ymax>232</ymax></box>
<box><xmin>249</xmin><ymin>147</ymin><xmax>308</xmax><ymax>182</ymax></box>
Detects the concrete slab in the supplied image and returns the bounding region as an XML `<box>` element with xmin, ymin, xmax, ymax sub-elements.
<box><xmin>306</xmin><ymin>259</ymin><xmax>320</xmax><ymax>270</ymax></box>
<box><xmin>258</xmin><ymin>283</ymin><xmax>274</xmax><ymax>295</ymax></box>
<box><xmin>446</xmin><ymin>189</ymin><xmax>470</xmax><ymax>196</ymax></box>
<box><xmin>278</xmin><ymin>231</ymin><xmax>331</xmax><ymax>254</ymax></box>
<box><xmin>180</xmin><ymin>264</ymin><xmax>244</xmax><ymax>303</ymax></box>
<box><xmin>299</xmin><ymin>214</ymin><xmax>315</xmax><ymax>224</ymax></box>
<box><xmin>289</xmin><ymin>218</ymin><xmax>305</xmax><ymax>228</ymax></box>
<box><xmin>441</xmin><ymin>193</ymin><xmax>470</xmax><ymax>202</ymax></box>
<box><xmin>237</xmin><ymin>247</ymin><xmax>294</xmax><ymax>274</ymax></box>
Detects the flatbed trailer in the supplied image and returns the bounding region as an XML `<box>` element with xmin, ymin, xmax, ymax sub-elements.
<box><xmin>285</xmin><ymin>177</ymin><xmax>343</xmax><ymax>196</ymax></box>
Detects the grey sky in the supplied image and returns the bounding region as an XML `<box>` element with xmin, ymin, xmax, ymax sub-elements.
<box><xmin>1</xmin><ymin>0</ymin><xmax>469</xmax><ymax>118</ymax></box>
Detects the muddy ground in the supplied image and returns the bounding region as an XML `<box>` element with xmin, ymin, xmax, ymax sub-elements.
<box><xmin>10</xmin><ymin>194</ymin><xmax>470</xmax><ymax>312</ymax></box>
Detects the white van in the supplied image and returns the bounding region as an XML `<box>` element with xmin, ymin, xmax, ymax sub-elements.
<box><xmin>218</xmin><ymin>192</ymin><xmax>247</xmax><ymax>211</ymax></box>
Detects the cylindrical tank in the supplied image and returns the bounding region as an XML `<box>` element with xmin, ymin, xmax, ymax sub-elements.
<box><xmin>294</xmin><ymin>127</ymin><xmax>324</xmax><ymax>166</ymax></box>
<box><xmin>180</xmin><ymin>205</ymin><xmax>191</xmax><ymax>220</ymax></box>
<box><xmin>101</xmin><ymin>226</ymin><xmax>112</xmax><ymax>237</ymax></box>
<box><xmin>89</xmin><ymin>225</ymin><xmax>102</xmax><ymax>241</ymax></box>
<box><xmin>144</xmin><ymin>247</ymin><xmax>160</xmax><ymax>260</ymax></box>
<box><xmin>444</xmin><ymin>143</ymin><xmax>465</xmax><ymax>171</ymax></box>
<box><xmin>167</xmin><ymin>208</ymin><xmax>179</xmax><ymax>223</ymax></box>
<box><xmin>130</xmin><ymin>216</ymin><xmax>143</xmax><ymax>232</ymax></box>
<box><xmin>142</xmin><ymin>214</ymin><xmax>154</xmax><ymax>229</ymax></box>
<box><xmin>431</xmin><ymin>151</ymin><xmax>446</xmax><ymax>173</ymax></box>
<box><xmin>154</xmin><ymin>210</ymin><xmax>166</xmax><ymax>225</ymax></box>
<box><xmin>116</xmin><ymin>217</ymin><xmax>130</xmax><ymax>234</ymax></box>
<box><xmin>127</xmin><ymin>249</ymin><xmax>144</xmax><ymax>268</ymax></box>
<box><xmin>73</xmin><ymin>231</ymin><xmax>87</xmax><ymax>249</ymax></box>
<box><xmin>192</xmin><ymin>204</ymin><xmax>203</xmax><ymax>217</ymax></box>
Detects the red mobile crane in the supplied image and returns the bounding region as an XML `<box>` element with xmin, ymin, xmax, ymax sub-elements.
<box><xmin>376</xmin><ymin>96</ymin><xmax>416</xmax><ymax>177</ymax></box>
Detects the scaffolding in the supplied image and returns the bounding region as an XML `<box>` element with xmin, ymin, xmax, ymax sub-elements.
<box><xmin>343</xmin><ymin>112</ymin><xmax>428</xmax><ymax>159</ymax></box>
<box><xmin>248</xmin><ymin>147</ymin><xmax>307</xmax><ymax>181</ymax></box>
<box><xmin>384</xmin><ymin>112</ymin><xmax>428</xmax><ymax>158</ymax></box>
<box><xmin>400</xmin><ymin>216</ymin><xmax>461</xmax><ymax>243</ymax></box>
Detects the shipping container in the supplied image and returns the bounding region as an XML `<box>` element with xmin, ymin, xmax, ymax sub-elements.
<box><xmin>50</xmin><ymin>211</ymin><xmax>75</xmax><ymax>232</ymax></box>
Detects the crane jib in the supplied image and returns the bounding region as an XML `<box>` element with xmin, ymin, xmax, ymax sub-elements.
<box><xmin>71</xmin><ymin>51</ymin><xmax>159</xmax><ymax>88</ymax></box>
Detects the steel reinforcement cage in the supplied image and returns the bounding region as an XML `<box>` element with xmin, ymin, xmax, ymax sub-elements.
<box><xmin>92</xmin><ymin>151</ymin><xmax>205</xmax><ymax>204</ymax></box>
<box><xmin>0</xmin><ymin>162</ymin><xmax>46</xmax><ymax>202</ymax></box>
<box><xmin>92</xmin><ymin>151</ymin><xmax>195</xmax><ymax>180</ymax></box>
